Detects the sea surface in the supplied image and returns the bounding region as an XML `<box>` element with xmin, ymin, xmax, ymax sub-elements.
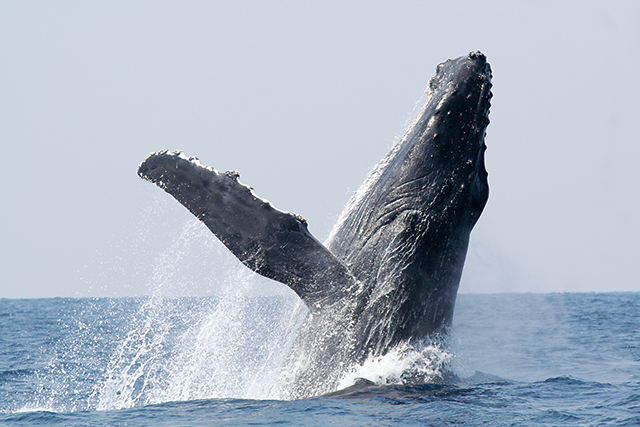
<box><xmin>1</xmin><ymin>292</ymin><xmax>638</xmax><ymax>426</ymax></box>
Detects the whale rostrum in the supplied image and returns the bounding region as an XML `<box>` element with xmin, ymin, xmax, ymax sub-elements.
<box><xmin>138</xmin><ymin>51</ymin><xmax>492</xmax><ymax>397</ymax></box>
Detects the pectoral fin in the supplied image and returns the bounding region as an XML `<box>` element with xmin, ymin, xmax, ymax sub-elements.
<box><xmin>138</xmin><ymin>150</ymin><xmax>354</xmax><ymax>308</ymax></box>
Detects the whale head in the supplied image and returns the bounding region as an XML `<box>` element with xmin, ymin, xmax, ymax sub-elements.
<box><xmin>418</xmin><ymin>50</ymin><xmax>492</xmax><ymax>223</ymax></box>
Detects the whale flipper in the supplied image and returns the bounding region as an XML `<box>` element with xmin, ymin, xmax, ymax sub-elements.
<box><xmin>138</xmin><ymin>150</ymin><xmax>355</xmax><ymax>307</ymax></box>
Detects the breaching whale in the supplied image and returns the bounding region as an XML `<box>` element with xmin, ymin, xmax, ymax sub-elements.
<box><xmin>138</xmin><ymin>51</ymin><xmax>492</xmax><ymax>398</ymax></box>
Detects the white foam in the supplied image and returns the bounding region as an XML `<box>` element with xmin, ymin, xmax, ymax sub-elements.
<box><xmin>337</xmin><ymin>341</ymin><xmax>452</xmax><ymax>389</ymax></box>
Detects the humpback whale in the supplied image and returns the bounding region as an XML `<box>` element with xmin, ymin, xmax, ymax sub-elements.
<box><xmin>138</xmin><ymin>51</ymin><xmax>492</xmax><ymax>398</ymax></box>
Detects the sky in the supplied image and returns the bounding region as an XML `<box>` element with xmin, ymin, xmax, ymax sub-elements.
<box><xmin>1</xmin><ymin>1</ymin><xmax>639</xmax><ymax>298</ymax></box>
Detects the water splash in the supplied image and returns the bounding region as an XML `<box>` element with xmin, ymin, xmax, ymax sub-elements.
<box><xmin>154</xmin><ymin>290</ymin><xmax>307</xmax><ymax>402</ymax></box>
<box><xmin>69</xmin><ymin>219</ymin><xmax>450</xmax><ymax>410</ymax></box>
<box><xmin>337</xmin><ymin>341</ymin><xmax>452</xmax><ymax>389</ymax></box>
<box><xmin>92</xmin><ymin>220</ymin><xmax>306</xmax><ymax>409</ymax></box>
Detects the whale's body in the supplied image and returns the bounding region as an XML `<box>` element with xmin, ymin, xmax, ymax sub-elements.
<box><xmin>138</xmin><ymin>52</ymin><xmax>492</xmax><ymax>398</ymax></box>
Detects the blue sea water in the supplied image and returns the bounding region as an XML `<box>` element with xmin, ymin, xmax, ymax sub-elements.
<box><xmin>1</xmin><ymin>293</ymin><xmax>638</xmax><ymax>426</ymax></box>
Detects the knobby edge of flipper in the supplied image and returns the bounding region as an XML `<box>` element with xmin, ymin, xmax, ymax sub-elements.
<box><xmin>138</xmin><ymin>150</ymin><xmax>356</xmax><ymax>310</ymax></box>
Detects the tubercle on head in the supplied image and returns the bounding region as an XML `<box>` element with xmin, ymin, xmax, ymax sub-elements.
<box><xmin>467</xmin><ymin>50</ymin><xmax>485</xmax><ymax>60</ymax></box>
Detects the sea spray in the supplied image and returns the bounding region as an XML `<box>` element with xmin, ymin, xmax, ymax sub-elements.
<box><xmin>93</xmin><ymin>219</ymin><xmax>210</xmax><ymax>409</ymax></box>
<box><xmin>93</xmin><ymin>296</ymin><xmax>175</xmax><ymax>409</ymax></box>
<box><xmin>145</xmin><ymin>279</ymin><xmax>307</xmax><ymax>402</ymax></box>
<box><xmin>92</xmin><ymin>294</ymin><xmax>305</xmax><ymax>408</ymax></box>
<box><xmin>92</xmin><ymin>219</ymin><xmax>305</xmax><ymax>409</ymax></box>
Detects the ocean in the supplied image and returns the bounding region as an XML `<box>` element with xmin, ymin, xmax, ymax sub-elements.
<box><xmin>1</xmin><ymin>292</ymin><xmax>638</xmax><ymax>426</ymax></box>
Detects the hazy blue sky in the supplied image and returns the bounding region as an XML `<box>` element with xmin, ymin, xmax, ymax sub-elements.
<box><xmin>1</xmin><ymin>1</ymin><xmax>639</xmax><ymax>298</ymax></box>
